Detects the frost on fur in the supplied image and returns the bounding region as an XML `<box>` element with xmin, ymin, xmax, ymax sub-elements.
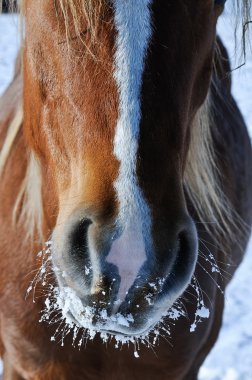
<box><xmin>26</xmin><ymin>241</ymin><xmax>214</xmax><ymax>358</ymax></box>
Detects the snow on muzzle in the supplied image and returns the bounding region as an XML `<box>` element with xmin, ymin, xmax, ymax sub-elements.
<box><xmin>49</xmin><ymin>210</ymin><xmax>198</xmax><ymax>336</ymax></box>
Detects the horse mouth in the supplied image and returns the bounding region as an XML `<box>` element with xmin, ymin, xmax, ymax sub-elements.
<box><xmin>65</xmin><ymin>305</ymin><xmax>158</xmax><ymax>339</ymax></box>
<box><xmin>98</xmin><ymin>324</ymin><xmax>156</xmax><ymax>339</ymax></box>
<box><xmin>42</xmin><ymin>278</ymin><xmax>164</xmax><ymax>340</ymax></box>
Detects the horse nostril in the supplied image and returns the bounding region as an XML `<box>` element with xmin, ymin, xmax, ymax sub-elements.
<box><xmin>159</xmin><ymin>221</ymin><xmax>198</xmax><ymax>300</ymax></box>
<box><xmin>173</xmin><ymin>225</ymin><xmax>198</xmax><ymax>282</ymax></box>
<box><xmin>177</xmin><ymin>230</ymin><xmax>192</xmax><ymax>257</ymax></box>
<box><xmin>70</xmin><ymin>218</ymin><xmax>92</xmax><ymax>261</ymax></box>
<box><xmin>71</xmin><ymin>219</ymin><xmax>92</xmax><ymax>246</ymax></box>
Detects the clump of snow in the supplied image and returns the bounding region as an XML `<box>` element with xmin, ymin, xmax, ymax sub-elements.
<box><xmin>134</xmin><ymin>351</ymin><xmax>140</xmax><ymax>358</ymax></box>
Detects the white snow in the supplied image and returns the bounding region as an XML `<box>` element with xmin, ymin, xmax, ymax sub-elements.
<box><xmin>0</xmin><ymin>14</ymin><xmax>19</xmax><ymax>94</ymax></box>
<box><xmin>0</xmin><ymin>4</ymin><xmax>252</xmax><ymax>378</ymax></box>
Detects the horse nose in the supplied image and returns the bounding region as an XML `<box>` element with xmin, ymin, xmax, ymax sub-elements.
<box><xmin>63</xmin><ymin>211</ymin><xmax>197</xmax><ymax>308</ymax></box>
<box><xmin>51</xmin><ymin>209</ymin><xmax>198</xmax><ymax>336</ymax></box>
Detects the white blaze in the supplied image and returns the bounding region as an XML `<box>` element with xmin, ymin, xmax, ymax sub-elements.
<box><xmin>106</xmin><ymin>0</ymin><xmax>154</xmax><ymax>302</ymax></box>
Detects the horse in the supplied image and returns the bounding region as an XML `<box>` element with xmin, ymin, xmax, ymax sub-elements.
<box><xmin>0</xmin><ymin>1</ymin><xmax>252</xmax><ymax>379</ymax></box>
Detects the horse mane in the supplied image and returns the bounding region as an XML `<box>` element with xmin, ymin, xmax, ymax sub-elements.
<box><xmin>0</xmin><ymin>0</ymin><xmax>251</xmax><ymax>244</ymax></box>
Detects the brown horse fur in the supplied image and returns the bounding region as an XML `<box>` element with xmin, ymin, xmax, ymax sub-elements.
<box><xmin>0</xmin><ymin>1</ymin><xmax>252</xmax><ymax>379</ymax></box>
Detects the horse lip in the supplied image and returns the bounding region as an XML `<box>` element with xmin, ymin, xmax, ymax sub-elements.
<box><xmin>98</xmin><ymin>323</ymin><xmax>156</xmax><ymax>338</ymax></box>
<box><xmin>63</xmin><ymin>299</ymin><xmax>156</xmax><ymax>338</ymax></box>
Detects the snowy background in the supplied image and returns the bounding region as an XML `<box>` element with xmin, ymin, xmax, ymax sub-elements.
<box><xmin>0</xmin><ymin>4</ymin><xmax>252</xmax><ymax>379</ymax></box>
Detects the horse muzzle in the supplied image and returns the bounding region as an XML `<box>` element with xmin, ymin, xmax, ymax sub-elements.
<box><xmin>51</xmin><ymin>209</ymin><xmax>198</xmax><ymax>337</ymax></box>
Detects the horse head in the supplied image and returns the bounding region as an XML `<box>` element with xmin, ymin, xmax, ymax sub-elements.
<box><xmin>23</xmin><ymin>0</ymin><xmax>226</xmax><ymax>337</ymax></box>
